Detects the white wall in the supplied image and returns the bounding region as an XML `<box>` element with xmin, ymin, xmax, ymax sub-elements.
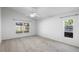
<box><xmin>1</xmin><ymin>7</ymin><xmax>79</xmax><ymax>47</ymax></box>
<box><xmin>38</xmin><ymin>11</ymin><xmax>79</xmax><ymax>47</ymax></box>
<box><xmin>2</xmin><ymin>8</ymin><xmax>37</xmax><ymax>40</ymax></box>
<box><xmin>0</xmin><ymin>8</ymin><xmax>1</xmax><ymax>42</ymax></box>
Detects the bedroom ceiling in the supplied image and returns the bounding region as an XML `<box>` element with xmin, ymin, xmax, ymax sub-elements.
<box><xmin>10</xmin><ymin>7</ymin><xmax>79</xmax><ymax>20</ymax></box>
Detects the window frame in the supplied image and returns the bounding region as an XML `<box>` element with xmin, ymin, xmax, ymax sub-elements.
<box><xmin>16</xmin><ymin>21</ymin><xmax>30</xmax><ymax>33</ymax></box>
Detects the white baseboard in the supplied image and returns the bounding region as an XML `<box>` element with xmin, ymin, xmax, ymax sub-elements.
<box><xmin>2</xmin><ymin>35</ymin><xmax>36</xmax><ymax>40</ymax></box>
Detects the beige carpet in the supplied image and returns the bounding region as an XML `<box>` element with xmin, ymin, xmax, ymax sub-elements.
<box><xmin>0</xmin><ymin>36</ymin><xmax>79</xmax><ymax>52</ymax></box>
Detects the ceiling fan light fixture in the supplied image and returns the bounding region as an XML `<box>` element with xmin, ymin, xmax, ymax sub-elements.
<box><xmin>30</xmin><ymin>13</ymin><xmax>37</xmax><ymax>17</ymax></box>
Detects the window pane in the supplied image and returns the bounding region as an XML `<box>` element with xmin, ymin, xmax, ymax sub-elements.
<box><xmin>16</xmin><ymin>22</ymin><xmax>23</xmax><ymax>33</ymax></box>
<box><xmin>16</xmin><ymin>22</ymin><xmax>29</xmax><ymax>33</ymax></box>
<box><xmin>24</xmin><ymin>23</ymin><xmax>29</xmax><ymax>33</ymax></box>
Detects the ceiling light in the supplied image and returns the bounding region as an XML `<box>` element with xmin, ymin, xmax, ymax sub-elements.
<box><xmin>30</xmin><ymin>7</ymin><xmax>40</xmax><ymax>18</ymax></box>
<box><xmin>30</xmin><ymin>13</ymin><xmax>37</xmax><ymax>17</ymax></box>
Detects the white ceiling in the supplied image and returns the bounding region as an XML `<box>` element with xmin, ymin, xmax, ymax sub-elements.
<box><xmin>10</xmin><ymin>7</ymin><xmax>79</xmax><ymax>20</ymax></box>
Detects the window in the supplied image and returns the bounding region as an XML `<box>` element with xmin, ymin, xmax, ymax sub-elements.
<box><xmin>24</xmin><ymin>23</ymin><xmax>29</xmax><ymax>33</ymax></box>
<box><xmin>64</xmin><ymin>19</ymin><xmax>73</xmax><ymax>38</ymax></box>
<box><xmin>16</xmin><ymin>21</ymin><xmax>29</xmax><ymax>33</ymax></box>
<box><xmin>16</xmin><ymin>22</ymin><xmax>23</xmax><ymax>33</ymax></box>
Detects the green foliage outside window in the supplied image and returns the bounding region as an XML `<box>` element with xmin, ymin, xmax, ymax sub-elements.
<box><xmin>16</xmin><ymin>22</ymin><xmax>29</xmax><ymax>33</ymax></box>
<box><xmin>65</xmin><ymin>19</ymin><xmax>73</xmax><ymax>26</ymax></box>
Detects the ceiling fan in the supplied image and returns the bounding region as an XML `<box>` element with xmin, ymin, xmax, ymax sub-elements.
<box><xmin>29</xmin><ymin>7</ymin><xmax>40</xmax><ymax>18</ymax></box>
